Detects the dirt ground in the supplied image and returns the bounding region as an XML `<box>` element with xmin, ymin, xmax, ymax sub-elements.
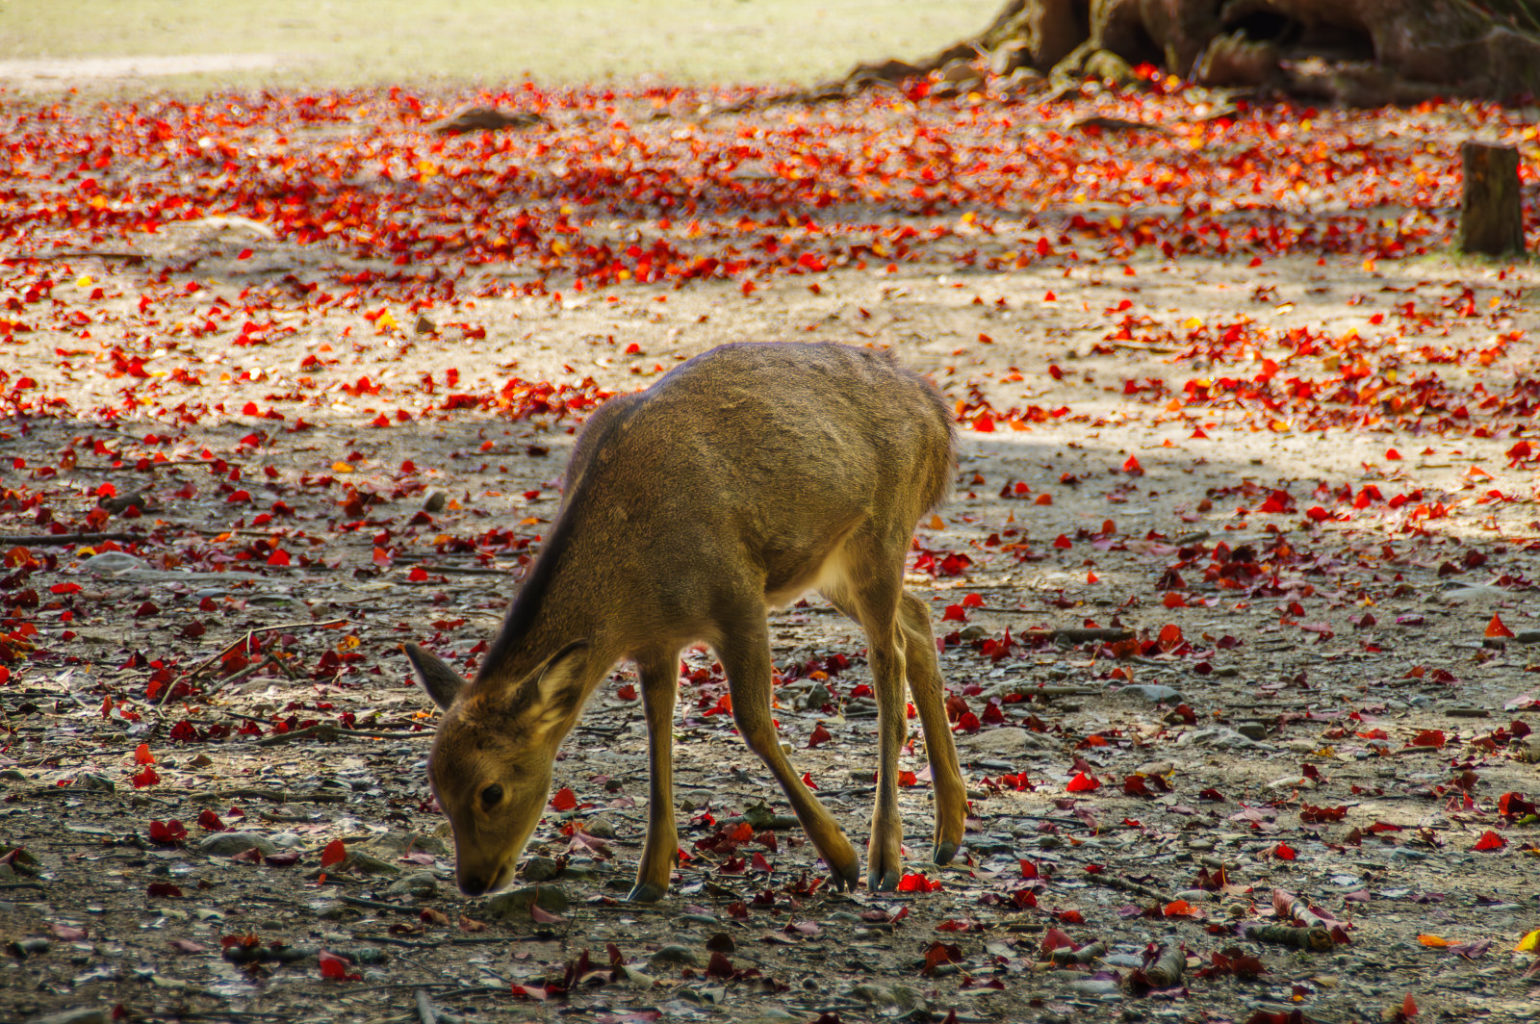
<box><xmin>2</xmin><ymin>69</ymin><xmax>1540</xmax><ymax>1024</ymax></box>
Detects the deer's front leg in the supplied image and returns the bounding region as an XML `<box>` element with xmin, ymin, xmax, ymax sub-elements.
<box><xmin>629</xmin><ymin>650</ymin><xmax>682</xmax><ymax>903</ymax></box>
<box><xmin>865</xmin><ymin>627</ymin><xmax>908</xmax><ymax>892</ymax></box>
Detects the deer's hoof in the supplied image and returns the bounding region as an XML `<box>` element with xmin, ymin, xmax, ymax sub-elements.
<box><xmin>828</xmin><ymin>860</ymin><xmax>861</xmax><ymax>892</ymax></box>
<box><xmin>869</xmin><ymin>867</ymin><xmax>902</xmax><ymax>892</ymax></box>
<box><xmin>626</xmin><ymin>881</ymin><xmax>666</xmax><ymax>903</ymax></box>
<box><xmin>932</xmin><ymin>840</ymin><xmax>958</xmax><ymax>866</ymax></box>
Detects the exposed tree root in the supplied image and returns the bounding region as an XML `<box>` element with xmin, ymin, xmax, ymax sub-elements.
<box><xmin>733</xmin><ymin>0</ymin><xmax>1540</xmax><ymax>110</ymax></box>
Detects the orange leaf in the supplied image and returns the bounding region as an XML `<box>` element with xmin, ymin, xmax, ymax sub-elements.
<box><xmin>319</xmin><ymin>950</ymin><xmax>360</xmax><ymax>981</ymax></box>
<box><xmin>1066</xmin><ymin>772</ymin><xmax>1100</xmax><ymax>793</ymax></box>
<box><xmin>1485</xmin><ymin>613</ymin><xmax>1515</xmax><ymax>638</ymax></box>
<box><xmin>1472</xmin><ymin>830</ymin><xmax>1506</xmax><ymax>851</ymax></box>
<box><xmin>320</xmin><ymin>839</ymin><xmax>346</xmax><ymax>868</ymax></box>
<box><xmin>1040</xmin><ymin>927</ymin><xmax>1076</xmax><ymax>953</ymax></box>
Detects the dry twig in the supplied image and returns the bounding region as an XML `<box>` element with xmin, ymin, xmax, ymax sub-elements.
<box><xmin>254</xmin><ymin>724</ymin><xmax>426</xmax><ymax>746</ymax></box>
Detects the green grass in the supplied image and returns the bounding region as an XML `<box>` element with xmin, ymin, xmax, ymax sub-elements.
<box><xmin>0</xmin><ymin>0</ymin><xmax>1003</xmax><ymax>94</ymax></box>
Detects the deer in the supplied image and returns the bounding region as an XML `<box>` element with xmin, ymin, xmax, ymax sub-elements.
<box><xmin>403</xmin><ymin>341</ymin><xmax>968</xmax><ymax>901</ymax></box>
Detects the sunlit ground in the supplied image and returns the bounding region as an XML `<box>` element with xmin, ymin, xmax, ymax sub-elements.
<box><xmin>0</xmin><ymin>0</ymin><xmax>1002</xmax><ymax>94</ymax></box>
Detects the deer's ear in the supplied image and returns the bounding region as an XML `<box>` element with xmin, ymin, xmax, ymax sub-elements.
<box><xmin>516</xmin><ymin>640</ymin><xmax>590</xmax><ymax>735</ymax></box>
<box><xmin>404</xmin><ymin>643</ymin><xmax>467</xmax><ymax>711</ymax></box>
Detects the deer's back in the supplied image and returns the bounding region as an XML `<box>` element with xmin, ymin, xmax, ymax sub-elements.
<box><xmin>573</xmin><ymin>342</ymin><xmax>948</xmax><ymax>512</ymax></box>
<box><xmin>575</xmin><ymin>343</ymin><xmax>947</xmax><ymax>588</ymax></box>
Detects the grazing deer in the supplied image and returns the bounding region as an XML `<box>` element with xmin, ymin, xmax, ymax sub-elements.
<box><xmin>404</xmin><ymin>342</ymin><xmax>967</xmax><ymax>901</ymax></box>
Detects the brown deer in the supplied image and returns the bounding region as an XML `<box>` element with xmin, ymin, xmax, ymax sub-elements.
<box><xmin>404</xmin><ymin>342</ymin><xmax>967</xmax><ymax>901</ymax></box>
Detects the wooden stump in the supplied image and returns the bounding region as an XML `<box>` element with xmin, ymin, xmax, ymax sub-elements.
<box><xmin>1459</xmin><ymin>141</ymin><xmax>1525</xmax><ymax>256</ymax></box>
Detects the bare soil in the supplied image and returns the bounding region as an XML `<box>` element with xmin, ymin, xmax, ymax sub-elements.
<box><xmin>2</xmin><ymin>83</ymin><xmax>1540</xmax><ymax>1024</ymax></box>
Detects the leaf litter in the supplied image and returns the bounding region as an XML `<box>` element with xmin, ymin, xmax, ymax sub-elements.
<box><xmin>2</xmin><ymin>73</ymin><xmax>1540</xmax><ymax>1023</ymax></box>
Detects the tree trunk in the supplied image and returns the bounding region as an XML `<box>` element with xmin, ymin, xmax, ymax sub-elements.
<box><xmin>809</xmin><ymin>0</ymin><xmax>1540</xmax><ymax>106</ymax></box>
<box><xmin>1459</xmin><ymin>141</ymin><xmax>1526</xmax><ymax>257</ymax></box>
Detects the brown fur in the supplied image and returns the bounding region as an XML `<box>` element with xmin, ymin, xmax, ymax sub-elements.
<box><xmin>404</xmin><ymin>341</ymin><xmax>967</xmax><ymax>899</ymax></box>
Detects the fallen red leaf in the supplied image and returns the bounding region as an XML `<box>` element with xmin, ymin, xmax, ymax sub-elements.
<box><xmin>320</xmin><ymin>839</ymin><xmax>347</xmax><ymax>868</ymax></box>
<box><xmin>1066</xmin><ymin>771</ymin><xmax>1100</xmax><ymax>793</ymax></box>
<box><xmin>319</xmin><ymin>950</ymin><xmax>361</xmax><ymax>981</ymax></box>
<box><xmin>1472</xmin><ymin>830</ymin><xmax>1506</xmax><ymax>851</ymax></box>
<box><xmin>148</xmin><ymin>819</ymin><xmax>188</xmax><ymax>845</ymax></box>
<box><xmin>1485</xmin><ymin>613</ymin><xmax>1515</xmax><ymax>638</ymax></box>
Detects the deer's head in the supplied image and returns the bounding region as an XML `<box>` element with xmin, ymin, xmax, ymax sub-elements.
<box><xmin>405</xmin><ymin>641</ymin><xmax>588</xmax><ymax>895</ymax></box>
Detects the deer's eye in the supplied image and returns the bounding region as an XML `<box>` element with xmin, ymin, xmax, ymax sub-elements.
<box><xmin>480</xmin><ymin>784</ymin><xmax>503</xmax><ymax>810</ymax></box>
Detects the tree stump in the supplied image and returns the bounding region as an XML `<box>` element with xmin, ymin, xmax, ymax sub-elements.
<box><xmin>1458</xmin><ymin>141</ymin><xmax>1525</xmax><ymax>257</ymax></box>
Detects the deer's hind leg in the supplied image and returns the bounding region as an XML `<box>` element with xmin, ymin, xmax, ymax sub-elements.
<box><xmin>896</xmin><ymin>590</ymin><xmax>966</xmax><ymax>864</ymax></box>
<box><xmin>820</xmin><ymin>531</ymin><xmax>914</xmax><ymax>892</ymax></box>
<box><xmin>716</xmin><ymin>604</ymin><xmax>861</xmax><ymax>891</ymax></box>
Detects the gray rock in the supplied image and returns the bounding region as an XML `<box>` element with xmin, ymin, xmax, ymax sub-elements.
<box><xmin>583</xmin><ymin>816</ymin><xmax>617</xmax><ymax>840</ymax></box>
<box><xmin>360</xmin><ymin>829</ymin><xmax>447</xmax><ymax>858</ymax></box>
<box><xmin>81</xmin><ymin>552</ymin><xmax>148</xmax><ymax>576</ymax></box>
<box><xmin>1117</xmin><ymin>684</ymin><xmax>1183</xmax><ymax>704</ymax></box>
<box><xmin>11</xmin><ymin>937</ymin><xmax>51</xmax><ymax>957</ymax></box>
<box><xmin>956</xmin><ymin>726</ymin><xmax>1058</xmax><ymax>759</ymax></box>
<box><xmin>797</xmin><ymin>682</ymin><xmax>834</xmax><ymax>710</ymax></box>
<box><xmin>309</xmin><ymin>900</ymin><xmax>355</xmax><ymax>921</ymax></box>
<box><xmin>844</xmin><ymin>983</ymin><xmax>922</xmax><ymax>1011</ymax></box>
<box><xmin>384</xmin><ymin>871</ymin><xmax>438</xmax><ymax>898</ymax></box>
<box><xmin>1067</xmin><ymin>977</ymin><xmax>1123</xmax><ymax>998</ymax></box>
<box><xmin>483</xmin><ymin>885</ymin><xmax>568</xmax><ymax>920</ymax></box>
<box><xmin>650</xmin><ymin>945</ymin><xmax>700</xmax><ymax>968</ymax></box>
<box><xmin>1177</xmin><ymin>727</ymin><xmax>1261</xmax><ymax>751</ymax></box>
<box><xmin>198</xmin><ymin>832</ymin><xmax>277</xmax><ymax>857</ymax></box>
<box><xmin>1437</xmin><ymin>583</ymin><xmax>1510</xmax><ymax>604</ymax></box>
<box><xmin>346</xmin><ymin>851</ymin><xmax>401</xmax><ymax>876</ymax></box>
<box><xmin>520</xmin><ymin>856</ymin><xmax>561</xmax><ymax>882</ymax></box>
